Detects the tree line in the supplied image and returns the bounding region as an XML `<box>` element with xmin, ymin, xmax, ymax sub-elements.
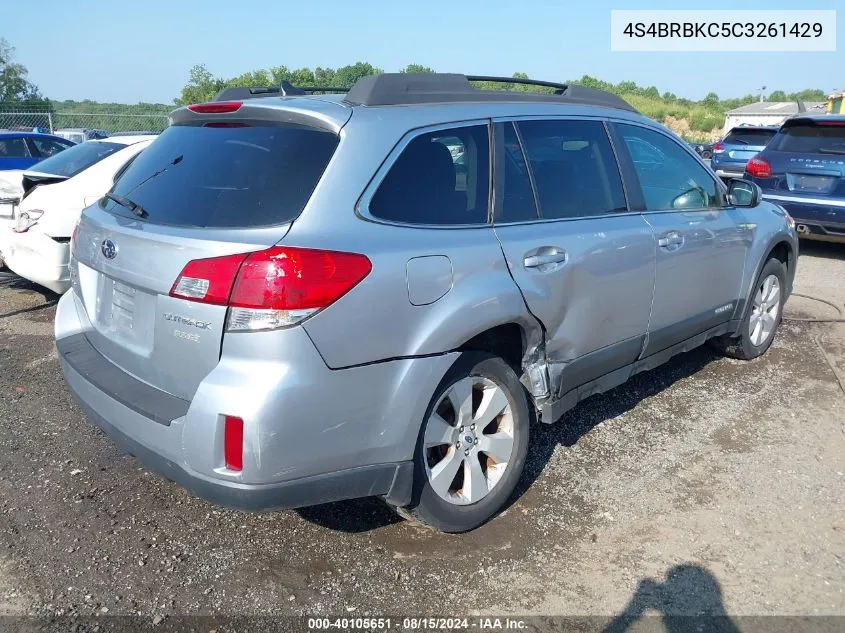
<box><xmin>0</xmin><ymin>36</ymin><xmax>830</xmax><ymax>139</ymax></box>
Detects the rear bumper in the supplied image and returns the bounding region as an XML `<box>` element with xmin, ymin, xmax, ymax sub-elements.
<box><xmin>55</xmin><ymin>291</ymin><xmax>455</xmax><ymax>509</ymax></box>
<box><xmin>62</xmin><ymin>362</ymin><xmax>410</xmax><ymax>510</ymax></box>
<box><xmin>713</xmin><ymin>167</ymin><xmax>745</xmax><ymax>179</ymax></box>
<box><xmin>0</xmin><ymin>228</ymin><xmax>70</xmax><ymax>293</ymax></box>
<box><xmin>763</xmin><ymin>195</ymin><xmax>845</xmax><ymax>243</ymax></box>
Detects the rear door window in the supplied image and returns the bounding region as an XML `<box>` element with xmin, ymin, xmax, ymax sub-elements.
<box><xmin>495</xmin><ymin>122</ymin><xmax>539</xmax><ymax>222</ymax></box>
<box><xmin>31</xmin><ymin>141</ymin><xmax>125</xmax><ymax>177</ymax></box>
<box><xmin>618</xmin><ymin>124</ymin><xmax>721</xmax><ymax>211</ymax></box>
<box><xmin>516</xmin><ymin>119</ymin><xmax>627</xmax><ymax>219</ymax></box>
<box><xmin>0</xmin><ymin>137</ymin><xmax>30</xmax><ymax>158</ymax></box>
<box><xmin>104</xmin><ymin>124</ymin><xmax>339</xmax><ymax>228</ymax></box>
<box><xmin>769</xmin><ymin>122</ymin><xmax>845</xmax><ymax>154</ymax></box>
<box><xmin>370</xmin><ymin>124</ymin><xmax>490</xmax><ymax>225</ymax></box>
<box><xmin>723</xmin><ymin>128</ymin><xmax>777</xmax><ymax>146</ymax></box>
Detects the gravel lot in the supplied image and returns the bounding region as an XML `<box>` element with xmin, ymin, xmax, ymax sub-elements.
<box><xmin>0</xmin><ymin>242</ymin><xmax>843</xmax><ymax>620</ymax></box>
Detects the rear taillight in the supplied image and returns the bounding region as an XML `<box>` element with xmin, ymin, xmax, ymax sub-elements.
<box><xmin>187</xmin><ymin>101</ymin><xmax>242</xmax><ymax>114</ymax></box>
<box><xmin>712</xmin><ymin>142</ymin><xmax>725</xmax><ymax>153</ymax></box>
<box><xmin>223</xmin><ymin>415</ymin><xmax>243</xmax><ymax>471</ymax></box>
<box><xmin>170</xmin><ymin>247</ymin><xmax>372</xmax><ymax>332</ymax></box>
<box><xmin>746</xmin><ymin>155</ymin><xmax>772</xmax><ymax>178</ymax></box>
<box><xmin>170</xmin><ymin>252</ymin><xmax>249</xmax><ymax>305</ymax></box>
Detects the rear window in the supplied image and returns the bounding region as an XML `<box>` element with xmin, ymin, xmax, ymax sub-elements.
<box><xmin>723</xmin><ymin>128</ymin><xmax>777</xmax><ymax>146</ymax></box>
<box><xmin>32</xmin><ymin>141</ymin><xmax>124</xmax><ymax>177</ymax></box>
<box><xmin>769</xmin><ymin>123</ymin><xmax>845</xmax><ymax>154</ymax></box>
<box><xmin>104</xmin><ymin>124</ymin><xmax>338</xmax><ymax>228</ymax></box>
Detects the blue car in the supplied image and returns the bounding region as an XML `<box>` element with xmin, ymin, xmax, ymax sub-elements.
<box><xmin>711</xmin><ymin>125</ymin><xmax>779</xmax><ymax>179</ymax></box>
<box><xmin>745</xmin><ymin>115</ymin><xmax>845</xmax><ymax>243</ymax></box>
<box><xmin>0</xmin><ymin>131</ymin><xmax>76</xmax><ymax>171</ymax></box>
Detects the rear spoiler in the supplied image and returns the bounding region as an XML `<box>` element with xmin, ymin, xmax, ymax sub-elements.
<box><xmin>213</xmin><ymin>82</ymin><xmax>350</xmax><ymax>102</ymax></box>
<box><xmin>21</xmin><ymin>171</ymin><xmax>68</xmax><ymax>200</ymax></box>
<box><xmin>781</xmin><ymin>116</ymin><xmax>845</xmax><ymax>128</ymax></box>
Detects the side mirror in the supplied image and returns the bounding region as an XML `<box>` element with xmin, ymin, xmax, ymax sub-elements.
<box><xmin>727</xmin><ymin>179</ymin><xmax>762</xmax><ymax>207</ymax></box>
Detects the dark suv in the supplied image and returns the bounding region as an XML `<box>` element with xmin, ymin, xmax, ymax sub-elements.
<box><xmin>711</xmin><ymin>126</ymin><xmax>779</xmax><ymax>180</ymax></box>
<box><xmin>745</xmin><ymin>115</ymin><xmax>845</xmax><ymax>243</ymax></box>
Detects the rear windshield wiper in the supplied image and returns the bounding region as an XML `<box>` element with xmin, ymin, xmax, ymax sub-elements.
<box><xmin>818</xmin><ymin>147</ymin><xmax>845</xmax><ymax>155</ymax></box>
<box><xmin>103</xmin><ymin>192</ymin><xmax>148</xmax><ymax>218</ymax></box>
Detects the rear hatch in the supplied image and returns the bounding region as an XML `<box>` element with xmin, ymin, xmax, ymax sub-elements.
<box><xmin>758</xmin><ymin>118</ymin><xmax>845</xmax><ymax>198</ymax></box>
<box><xmin>70</xmin><ymin>101</ymin><xmax>347</xmax><ymax>400</ymax></box>
<box><xmin>718</xmin><ymin>127</ymin><xmax>777</xmax><ymax>164</ymax></box>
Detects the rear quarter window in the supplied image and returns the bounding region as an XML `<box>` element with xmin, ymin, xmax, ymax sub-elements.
<box><xmin>370</xmin><ymin>124</ymin><xmax>490</xmax><ymax>225</ymax></box>
<box><xmin>104</xmin><ymin>124</ymin><xmax>339</xmax><ymax>228</ymax></box>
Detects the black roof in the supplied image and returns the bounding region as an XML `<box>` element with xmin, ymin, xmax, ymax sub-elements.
<box><xmin>213</xmin><ymin>74</ymin><xmax>637</xmax><ymax>112</ymax></box>
<box><xmin>343</xmin><ymin>74</ymin><xmax>636</xmax><ymax>111</ymax></box>
<box><xmin>782</xmin><ymin>114</ymin><xmax>845</xmax><ymax>126</ymax></box>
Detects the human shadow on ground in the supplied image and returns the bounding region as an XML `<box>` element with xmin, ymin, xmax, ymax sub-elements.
<box><xmin>604</xmin><ymin>564</ymin><xmax>741</xmax><ymax>633</ymax></box>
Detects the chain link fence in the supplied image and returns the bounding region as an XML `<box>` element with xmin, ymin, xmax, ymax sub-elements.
<box><xmin>0</xmin><ymin>104</ymin><xmax>171</xmax><ymax>136</ymax></box>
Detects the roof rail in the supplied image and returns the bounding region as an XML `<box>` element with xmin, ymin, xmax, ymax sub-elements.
<box><xmin>213</xmin><ymin>83</ymin><xmax>350</xmax><ymax>101</ymax></box>
<box><xmin>211</xmin><ymin>74</ymin><xmax>636</xmax><ymax>112</ymax></box>
<box><xmin>342</xmin><ymin>73</ymin><xmax>637</xmax><ymax>112</ymax></box>
<box><xmin>278</xmin><ymin>81</ymin><xmax>350</xmax><ymax>96</ymax></box>
<box><xmin>213</xmin><ymin>86</ymin><xmax>280</xmax><ymax>101</ymax></box>
<box><xmin>466</xmin><ymin>75</ymin><xmax>568</xmax><ymax>94</ymax></box>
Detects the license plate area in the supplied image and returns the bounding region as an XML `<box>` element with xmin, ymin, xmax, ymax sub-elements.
<box><xmin>787</xmin><ymin>173</ymin><xmax>838</xmax><ymax>194</ymax></box>
<box><xmin>93</xmin><ymin>274</ymin><xmax>156</xmax><ymax>355</ymax></box>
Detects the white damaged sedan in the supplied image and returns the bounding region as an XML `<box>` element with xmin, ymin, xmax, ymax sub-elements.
<box><xmin>0</xmin><ymin>135</ymin><xmax>155</xmax><ymax>293</ymax></box>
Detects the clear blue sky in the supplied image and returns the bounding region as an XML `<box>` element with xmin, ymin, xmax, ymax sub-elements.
<box><xmin>6</xmin><ymin>0</ymin><xmax>842</xmax><ymax>104</ymax></box>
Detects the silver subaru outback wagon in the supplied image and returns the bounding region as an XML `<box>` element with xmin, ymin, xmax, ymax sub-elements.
<box><xmin>55</xmin><ymin>74</ymin><xmax>798</xmax><ymax>532</ymax></box>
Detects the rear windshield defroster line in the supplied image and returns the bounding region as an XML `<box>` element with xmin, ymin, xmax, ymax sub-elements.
<box><xmin>101</xmin><ymin>123</ymin><xmax>339</xmax><ymax>229</ymax></box>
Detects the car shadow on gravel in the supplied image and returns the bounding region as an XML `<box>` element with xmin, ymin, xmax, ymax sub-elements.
<box><xmin>295</xmin><ymin>496</ymin><xmax>403</xmax><ymax>533</ymax></box>
<box><xmin>798</xmin><ymin>240</ymin><xmax>845</xmax><ymax>262</ymax></box>
<box><xmin>604</xmin><ymin>564</ymin><xmax>740</xmax><ymax>633</ymax></box>
<box><xmin>510</xmin><ymin>344</ymin><xmax>720</xmax><ymax>507</ymax></box>
<box><xmin>297</xmin><ymin>345</ymin><xmax>720</xmax><ymax>534</ymax></box>
<box><xmin>0</xmin><ymin>272</ymin><xmax>59</xmax><ymax>317</ymax></box>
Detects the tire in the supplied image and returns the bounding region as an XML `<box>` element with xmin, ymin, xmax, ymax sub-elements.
<box><xmin>398</xmin><ymin>352</ymin><xmax>530</xmax><ymax>533</ymax></box>
<box><xmin>712</xmin><ymin>257</ymin><xmax>786</xmax><ymax>360</ymax></box>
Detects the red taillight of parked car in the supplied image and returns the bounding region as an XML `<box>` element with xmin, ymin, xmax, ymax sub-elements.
<box><xmin>223</xmin><ymin>415</ymin><xmax>244</xmax><ymax>471</ymax></box>
<box><xmin>746</xmin><ymin>156</ymin><xmax>772</xmax><ymax>178</ymax></box>
<box><xmin>170</xmin><ymin>247</ymin><xmax>372</xmax><ymax>331</ymax></box>
<box><xmin>712</xmin><ymin>142</ymin><xmax>725</xmax><ymax>154</ymax></box>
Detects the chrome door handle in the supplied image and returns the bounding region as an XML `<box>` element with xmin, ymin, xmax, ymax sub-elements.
<box><xmin>524</xmin><ymin>247</ymin><xmax>567</xmax><ymax>268</ymax></box>
<box><xmin>658</xmin><ymin>232</ymin><xmax>683</xmax><ymax>248</ymax></box>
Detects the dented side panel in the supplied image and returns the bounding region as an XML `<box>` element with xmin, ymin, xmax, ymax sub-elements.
<box><xmin>493</xmin><ymin>215</ymin><xmax>657</xmax><ymax>414</ymax></box>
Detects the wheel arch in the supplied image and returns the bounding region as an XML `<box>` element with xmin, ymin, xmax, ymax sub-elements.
<box><xmin>737</xmin><ymin>233</ymin><xmax>797</xmax><ymax>328</ymax></box>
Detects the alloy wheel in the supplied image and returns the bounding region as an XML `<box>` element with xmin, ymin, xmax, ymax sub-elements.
<box><xmin>749</xmin><ymin>274</ymin><xmax>781</xmax><ymax>347</ymax></box>
<box><xmin>423</xmin><ymin>376</ymin><xmax>515</xmax><ymax>505</ymax></box>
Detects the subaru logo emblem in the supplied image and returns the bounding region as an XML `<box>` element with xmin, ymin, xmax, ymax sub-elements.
<box><xmin>464</xmin><ymin>435</ymin><xmax>474</xmax><ymax>444</ymax></box>
<box><xmin>101</xmin><ymin>239</ymin><xmax>118</xmax><ymax>259</ymax></box>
